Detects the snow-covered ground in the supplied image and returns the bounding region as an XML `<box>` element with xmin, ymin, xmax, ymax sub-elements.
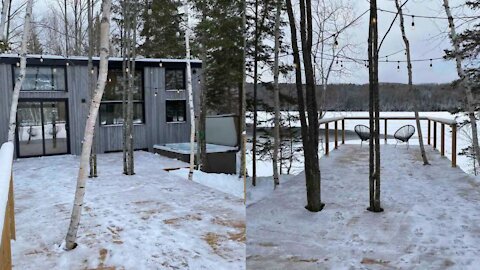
<box><xmin>247</xmin><ymin>144</ymin><xmax>480</xmax><ymax>269</ymax></box>
<box><xmin>12</xmin><ymin>151</ymin><xmax>245</xmax><ymax>269</ymax></box>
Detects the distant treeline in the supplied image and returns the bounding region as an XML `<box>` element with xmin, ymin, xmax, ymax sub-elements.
<box><xmin>246</xmin><ymin>83</ymin><xmax>465</xmax><ymax>111</ymax></box>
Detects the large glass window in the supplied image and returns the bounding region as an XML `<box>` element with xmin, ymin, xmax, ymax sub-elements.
<box><xmin>166</xmin><ymin>100</ymin><xmax>186</xmax><ymax>123</ymax></box>
<box><xmin>14</xmin><ymin>66</ymin><xmax>66</xmax><ymax>91</ymax></box>
<box><xmin>100</xmin><ymin>69</ymin><xmax>145</xmax><ymax>125</ymax></box>
<box><xmin>165</xmin><ymin>69</ymin><xmax>185</xmax><ymax>90</ymax></box>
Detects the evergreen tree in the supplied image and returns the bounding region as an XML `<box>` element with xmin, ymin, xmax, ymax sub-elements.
<box><xmin>139</xmin><ymin>0</ymin><xmax>185</xmax><ymax>58</ymax></box>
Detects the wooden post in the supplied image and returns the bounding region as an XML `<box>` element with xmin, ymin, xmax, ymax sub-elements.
<box><xmin>9</xmin><ymin>173</ymin><xmax>15</xmax><ymax>240</ymax></box>
<box><xmin>334</xmin><ymin>121</ymin><xmax>338</xmax><ymax>149</ymax></box>
<box><xmin>325</xmin><ymin>122</ymin><xmax>329</xmax><ymax>155</ymax></box>
<box><xmin>441</xmin><ymin>123</ymin><xmax>445</xmax><ymax>156</ymax></box>
<box><xmin>433</xmin><ymin>121</ymin><xmax>437</xmax><ymax>149</ymax></box>
<box><xmin>384</xmin><ymin>118</ymin><xmax>387</xmax><ymax>144</ymax></box>
<box><xmin>427</xmin><ymin>120</ymin><xmax>431</xmax><ymax>145</ymax></box>
<box><xmin>341</xmin><ymin>119</ymin><xmax>345</xmax><ymax>144</ymax></box>
<box><xmin>452</xmin><ymin>124</ymin><xmax>457</xmax><ymax>167</ymax></box>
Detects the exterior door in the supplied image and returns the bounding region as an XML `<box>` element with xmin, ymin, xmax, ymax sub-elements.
<box><xmin>16</xmin><ymin>100</ymin><xmax>70</xmax><ymax>157</ymax></box>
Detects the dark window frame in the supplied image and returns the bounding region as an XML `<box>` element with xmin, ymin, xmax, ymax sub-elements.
<box><xmin>165</xmin><ymin>68</ymin><xmax>186</xmax><ymax>91</ymax></box>
<box><xmin>100</xmin><ymin>68</ymin><xmax>146</xmax><ymax>126</ymax></box>
<box><xmin>166</xmin><ymin>100</ymin><xmax>187</xmax><ymax>123</ymax></box>
<box><xmin>12</xmin><ymin>64</ymin><xmax>68</xmax><ymax>92</ymax></box>
<box><xmin>15</xmin><ymin>98</ymin><xmax>71</xmax><ymax>158</ymax></box>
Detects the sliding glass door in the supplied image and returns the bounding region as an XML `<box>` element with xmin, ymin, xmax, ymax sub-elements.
<box><xmin>16</xmin><ymin>100</ymin><xmax>69</xmax><ymax>157</ymax></box>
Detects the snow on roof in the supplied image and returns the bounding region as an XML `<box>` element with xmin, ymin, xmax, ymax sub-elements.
<box><xmin>0</xmin><ymin>53</ymin><xmax>202</xmax><ymax>64</ymax></box>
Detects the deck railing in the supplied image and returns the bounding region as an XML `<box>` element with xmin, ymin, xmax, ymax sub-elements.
<box><xmin>319</xmin><ymin>115</ymin><xmax>458</xmax><ymax>167</ymax></box>
<box><xmin>0</xmin><ymin>142</ymin><xmax>15</xmax><ymax>270</ymax></box>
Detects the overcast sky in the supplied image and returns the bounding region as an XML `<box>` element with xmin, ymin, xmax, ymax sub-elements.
<box><xmin>265</xmin><ymin>0</ymin><xmax>476</xmax><ymax>85</ymax></box>
<box><xmin>32</xmin><ymin>0</ymin><xmax>478</xmax><ymax>85</ymax></box>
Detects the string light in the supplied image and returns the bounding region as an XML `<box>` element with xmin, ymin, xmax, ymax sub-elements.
<box><xmin>386</xmin><ymin>56</ymin><xmax>389</xmax><ymax>62</ymax></box>
<box><xmin>147</xmin><ymin>1</ymin><xmax>152</xmax><ymax>15</ymax></box>
<box><xmin>16</xmin><ymin>62</ymin><xmax>20</xmax><ymax>67</ymax></box>
<box><xmin>91</xmin><ymin>68</ymin><xmax>95</xmax><ymax>74</ymax></box>
<box><xmin>411</xmin><ymin>15</ymin><xmax>415</xmax><ymax>30</ymax></box>
<box><xmin>397</xmin><ymin>61</ymin><xmax>400</xmax><ymax>71</ymax></box>
<box><xmin>340</xmin><ymin>60</ymin><xmax>343</xmax><ymax>68</ymax></box>
<box><xmin>159</xmin><ymin>61</ymin><xmax>163</xmax><ymax>67</ymax></box>
<box><xmin>40</xmin><ymin>55</ymin><xmax>44</xmax><ymax>63</ymax></box>
<box><xmin>429</xmin><ymin>59</ymin><xmax>433</xmax><ymax>68</ymax></box>
<box><xmin>125</xmin><ymin>67</ymin><xmax>129</xmax><ymax>73</ymax></box>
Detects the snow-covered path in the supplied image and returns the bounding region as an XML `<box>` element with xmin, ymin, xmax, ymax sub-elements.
<box><xmin>247</xmin><ymin>144</ymin><xmax>480</xmax><ymax>269</ymax></box>
<box><xmin>12</xmin><ymin>151</ymin><xmax>245</xmax><ymax>269</ymax></box>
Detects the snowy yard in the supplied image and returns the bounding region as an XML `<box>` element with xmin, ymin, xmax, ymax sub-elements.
<box><xmin>247</xmin><ymin>144</ymin><xmax>480</xmax><ymax>269</ymax></box>
<box><xmin>12</xmin><ymin>151</ymin><xmax>245</xmax><ymax>269</ymax></box>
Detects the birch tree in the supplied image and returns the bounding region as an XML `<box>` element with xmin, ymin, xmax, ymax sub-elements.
<box><xmin>0</xmin><ymin>0</ymin><xmax>11</xmax><ymax>51</ymax></box>
<box><xmin>185</xmin><ymin>0</ymin><xmax>195</xmax><ymax>181</ymax></box>
<box><xmin>7</xmin><ymin>0</ymin><xmax>33</xmax><ymax>142</ymax></box>
<box><xmin>443</xmin><ymin>0</ymin><xmax>480</xmax><ymax>167</ymax></box>
<box><xmin>395</xmin><ymin>0</ymin><xmax>429</xmax><ymax>165</ymax></box>
<box><xmin>65</xmin><ymin>0</ymin><xmax>112</xmax><ymax>250</ymax></box>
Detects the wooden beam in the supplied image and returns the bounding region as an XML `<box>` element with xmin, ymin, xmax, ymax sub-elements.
<box><xmin>441</xmin><ymin>123</ymin><xmax>445</xmax><ymax>156</ymax></box>
<box><xmin>452</xmin><ymin>124</ymin><xmax>457</xmax><ymax>167</ymax></box>
<box><xmin>433</xmin><ymin>121</ymin><xmax>437</xmax><ymax>149</ymax></box>
<box><xmin>427</xmin><ymin>120</ymin><xmax>431</xmax><ymax>145</ymax></box>
<box><xmin>325</xmin><ymin>123</ymin><xmax>329</xmax><ymax>156</ymax></box>
<box><xmin>334</xmin><ymin>121</ymin><xmax>338</xmax><ymax>149</ymax></box>
<box><xmin>342</xmin><ymin>119</ymin><xmax>345</xmax><ymax>144</ymax></box>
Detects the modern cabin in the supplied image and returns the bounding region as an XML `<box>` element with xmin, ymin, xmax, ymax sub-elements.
<box><xmin>0</xmin><ymin>54</ymin><xmax>203</xmax><ymax>159</ymax></box>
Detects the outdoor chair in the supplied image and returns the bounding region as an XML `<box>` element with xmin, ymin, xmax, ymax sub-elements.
<box><xmin>354</xmin><ymin>124</ymin><xmax>370</xmax><ymax>147</ymax></box>
<box><xmin>394</xmin><ymin>125</ymin><xmax>415</xmax><ymax>149</ymax></box>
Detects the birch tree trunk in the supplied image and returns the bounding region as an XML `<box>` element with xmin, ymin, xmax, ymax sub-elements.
<box><xmin>272</xmin><ymin>0</ymin><xmax>281</xmax><ymax>187</ymax></box>
<box><xmin>443</xmin><ymin>0</ymin><xmax>480</xmax><ymax>167</ymax></box>
<box><xmin>88</xmin><ymin>0</ymin><xmax>98</xmax><ymax>178</ymax></box>
<box><xmin>7</xmin><ymin>0</ymin><xmax>33</xmax><ymax>142</ymax></box>
<box><xmin>0</xmin><ymin>0</ymin><xmax>11</xmax><ymax>47</ymax></box>
<box><xmin>65</xmin><ymin>0</ymin><xmax>112</xmax><ymax>250</ymax></box>
<box><xmin>395</xmin><ymin>0</ymin><xmax>429</xmax><ymax>165</ymax></box>
<box><xmin>185</xmin><ymin>0</ymin><xmax>195</xmax><ymax>181</ymax></box>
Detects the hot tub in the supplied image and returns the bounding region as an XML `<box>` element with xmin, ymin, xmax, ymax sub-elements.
<box><xmin>153</xmin><ymin>143</ymin><xmax>238</xmax><ymax>174</ymax></box>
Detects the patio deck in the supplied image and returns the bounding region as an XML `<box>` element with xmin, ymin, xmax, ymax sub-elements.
<box><xmin>247</xmin><ymin>144</ymin><xmax>480</xmax><ymax>269</ymax></box>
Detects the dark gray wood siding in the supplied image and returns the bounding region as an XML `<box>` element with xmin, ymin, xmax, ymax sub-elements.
<box><xmin>0</xmin><ymin>60</ymin><xmax>201</xmax><ymax>157</ymax></box>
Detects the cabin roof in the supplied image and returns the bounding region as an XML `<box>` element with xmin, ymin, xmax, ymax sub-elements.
<box><xmin>0</xmin><ymin>54</ymin><xmax>202</xmax><ymax>69</ymax></box>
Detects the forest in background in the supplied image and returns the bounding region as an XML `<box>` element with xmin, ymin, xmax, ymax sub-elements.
<box><xmin>247</xmin><ymin>82</ymin><xmax>465</xmax><ymax>111</ymax></box>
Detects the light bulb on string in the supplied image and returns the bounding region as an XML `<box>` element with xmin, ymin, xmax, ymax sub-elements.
<box><xmin>397</xmin><ymin>61</ymin><xmax>400</xmax><ymax>71</ymax></box>
<box><xmin>40</xmin><ymin>55</ymin><xmax>44</xmax><ymax>63</ymax></box>
<box><xmin>411</xmin><ymin>15</ymin><xmax>415</xmax><ymax>30</ymax></box>
<box><xmin>147</xmin><ymin>2</ymin><xmax>152</xmax><ymax>15</ymax></box>
<box><xmin>386</xmin><ymin>56</ymin><xmax>389</xmax><ymax>62</ymax></box>
<box><xmin>429</xmin><ymin>59</ymin><xmax>433</xmax><ymax>68</ymax></box>
<box><xmin>340</xmin><ymin>60</ymin><xmax>343</xmax><ymax>68</ymax></box>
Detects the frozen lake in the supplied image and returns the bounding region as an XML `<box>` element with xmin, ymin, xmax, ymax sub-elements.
<box><xmin>246</xmin><ymin>111</ymin><xmax>477</xmax><ymax>177</ymax></box>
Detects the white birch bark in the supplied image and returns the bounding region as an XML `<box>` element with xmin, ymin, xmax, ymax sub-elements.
<box><xmin>395</xmin><ymin>0</ymin><xmax>429</xmax><ymax>165</ymax></box>
<box><xmin>7</xmin><ymin>0</ymin><xmax>33</xmax><ymax>142</ymax></box>
<box><xmin>443</xmin><ymin>0</ymin><xmax>480</xmax><ymax>167</ymax></box>
<box><xmin>65</xmin><ymin>0</ymin><xmax>112</xmax><ymax>250</ymax></box>
<box><xmin>0</xmin><ymin>0</ymin><xmax>11</xmax><ymax>45</ymax></box>
<box><xmin>184</xmin><ymin>1</ymin><xmax>195</xmax><ymax>181</ymax></box>
<box><xmin>272</xmin><ymin>0</ymin><xmax>281</xmax><ymax>187</ymax></box>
